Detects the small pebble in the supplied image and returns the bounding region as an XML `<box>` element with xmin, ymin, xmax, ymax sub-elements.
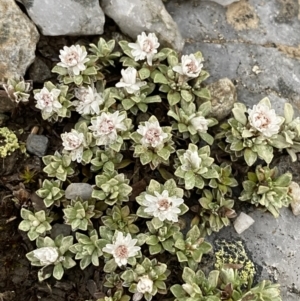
<box><xmin>26</xmin><ymin>134</ymin><xmax>49</xmax><ymax>157</ymax></box>
<box><xmin>65</xmin><ymin>183</ymin><xmax>93</xmax><ymax>200</ymax></box>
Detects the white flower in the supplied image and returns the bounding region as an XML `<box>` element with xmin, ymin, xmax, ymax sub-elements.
<box><xmin>88</xmin><ymin>111</ymin><xmax>126</xmax><ymax>146</ymax></box>
<box><xmin>137</xmin><ymin>120</ymin><xmax>168</xmax><ymax>149</ymax></box>
<box><xmin>34</xmin><ymin>87</ymin><xmax>62</xmax><ymax>115</ymax></box>
<box><xmin>190</xmin><ymin>116</ymin><xmax>209</xmax><ymax>133</ymax></box>
<box><xmin>173</xmin><ymin>54</ymin><xmax>203</xmax><ymax>79</ymax></box>
<box><xmin>137</xmin><ymin>275</ymin><xmax>153</xmax><ymax>294</ymax></box>
<box><xmin>57</xmin><ymin>45</ymin><xmax>89</xmax><ymax>76</ymax></box>
<box><xmin>181</xmin><ymin>149</ymin><xmax>201</xmax><ymax>171</ymax></box>
<box><xmin>73</xmin><ymin>85</ymin><xmax>104</xmax><ymax>115</ymax></box>
<box><xmin>61</xmin><ymin>129</ymin><xmax>84</xmax><ymax>163</ymax></box>
<box><xmin>144</xmin><ymin>190</ymin><xmax>184</xmax><ymax>222</ymax></box>
<box><xmin>128</xmin><ymin>32</ymin><xmax>160</xmax><ymax>66</ymax></box>
<box><xmin>248</xmin><ymin>104</ymin><xmax>281</xmax><ymax>137</ymax></box>
<box><xmin>115</xmin><ymin>67</ymin><xmax>146</xmax><ymax>94</ymax></box>
<box><xmin>33</xmin><ymin>247</ymin><xmax>59</xmax><ymax>266</ymax></box>
<box><xmin>102</xmin><ymin>231</ymin><xmax>140</xmax><ymax>267</ymax></box>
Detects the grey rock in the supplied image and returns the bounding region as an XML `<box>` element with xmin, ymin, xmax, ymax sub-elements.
<box><xmin>276</xmin><ymin>156</ymin><xmax>300</xmax><ymax>184</ymax></box>
<box><xmin>20</xmin><ymin>0</ymin><xmax>105</xmax><ymax>36</ymax></box>
<box><xmin>208</xmin><ymin>208</ymin><xmax>300</xmax><ymax>300</ymax></box>
<box><xmin>209</xmin><ymin>0</ymin><xmax>240</xmax><ymax>6</ymax></box>
<box><xmin>165</xmin><ymin>0</ymin><xmax>300</xmax><ymax>115</ymax></box>
<box><xmin>0</xmin><ymin>113</ymin><xmax>9</xmax><ymax>126</ymax></box>
<box><xmin>100</xmin><ymin>0</ymin><xmax>185</xmax><ymax>52</ymax></box>
<box><xmin>51</xmin><ymin>224</ymin><xmax>71</xmax><ymax>239</ymax></box>
<box><xmin>28</xmin><ymin>57</ymin><xmax>52</xmax><ymax>84</ymax></box>
<box><xmin>0</xmin><ymin>0</ymin><xmax>39</xmax><ymax>80</ymax></box>
<box><xmin>65</xmin><ymin>183</ymin><xmax>93</xmax><ymax>200</ymax></box>
<box><xmin>26</xmin><ymin>134</ymin><xmax>49</xmax><ymax>157</ymax></box>
<box><xmin>206</xmin><ymin>78</ymin><xmax>237</xmax><ymax>121</ymax></box>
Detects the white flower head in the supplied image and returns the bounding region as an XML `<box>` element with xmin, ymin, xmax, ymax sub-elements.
<box><xmin>116</xmin><ymin>67</ymin><xmax>146</xmax><ymax>94</ymax></box>
<box><xmin>137</xmin><ymin>120</ymin><xmax>168</xmax><ymax>149</ymax></box>
<box><xmin>190</xmin><ymin>116</ymin><xmax>209</xmax><ymax>133</ymax></box>
<box><xmin>128</xmin><ymin>32</ymin><xmax>160</xmax><ymax>66</ymax></box>
<box><xmin>144</xmin><ymin>190</ymin><xmax>184</xmax><ymax>222</ymax></box>
<box><xmin>173</xmin><ymin>54</ymin><xmax>203</xmax><ymax>79</ymax></box>
<box><xmin>34</xmin><ymin>87</ymin><xmax>62</xmax><ymax>115</ymax></box>
<box><xmin>57</xmin><ymin>45</ymin><xmax>89</xmax><ymax>76</ymax></box>
<box><xmin>73</xmin><ymin>85</ymin><xmax>104</xmax><ymax>115</ymax></box>
<box><xmin>88</xmin><ymin>111</ymin><xmax>126</xmax><ymax>146</ymax></box>
<box><xmin>181</xmin><ymin>149</ymin><xmax>201</xmax><ymax>171</ymax></box>
<box><xmin>137</xmin><ymin>275</ymin><xmax>153</xmax><ymax>294</ymax></box>
<box><xmin>61</xmin><ymin>129</ymin><xmax>84</xmax><ymax>163</ymax></box>
<box><xmin>33</xmin><ymin>247</ymin><xmax>59</xmax><ymax>266</ymax></box>
<box><xmin>102</xmin><ymin>231</ymin><xmax>140</xmax><ymax>267</ymax></box>
<box><xmin>248</xmin><ymin>104</ymin><xmax>281</xmax><ymax>137</ymax></box>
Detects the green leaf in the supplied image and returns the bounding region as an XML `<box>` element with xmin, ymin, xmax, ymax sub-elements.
<box><xmin>52</xmin><ymin>65</ymin><xmax>68</xmax><ymax>75</ymax></box>
<box><xmin>182</xmin><ymin>267</ymin><xmax>196</xmax><ymax>284</ymax></box>
<box><xmin>284</xmin><ymin>103</ymin><xmax>294</xmax><ymax>124</ymax></box>
<box><xmin>232</xmin><ymin>107</ymin><xmax>247</xmax><ymax>125</ymax></box>
<box><xmin>176</xmin><ymin>251</ymin><xmax>188</xmax><ymax>262</ymax></box>
<box><xmin>149</xmin><ymin>244</ymin><xmax>162</xmax><ymax>255</ymax></box>
<box><xmin>167</xmin><ymin>91</ymin><xmax>181</xmax><ymax>105</ymax></box>
<box><xmin>53</xmin><ymin>263</ymin><xmax>64</xmax><ymax>280</ymax></box>
<box><xmin>146</xmin><ymin>235</ymin><xmax>159</xmax><ymax>245</ymax></box>
<box><xmin>244</xmin><ymin>148</ymin><xmax>257</xmax><ymax>166</ymax></box>
<box><xmin>74</xmin><ymin>75</ymin><xmax>83</xmax><ymax>86</ymax></box>
<box><xmin>152</xmin><ymin>217</ymin><xmax>164</xmax><ymax>229</ymax></box>
<box><xmin>181</xmin><ymin>90</ymin><xmax>193</xmax><ymax>102</ymax></box>
<box><xmin>153</xmin><ymin>73</ymin><xmax>168</xmax><ymax>84</ymax></box>
<box><xmin>104</xmin><ymin>258</ymin><xmax>118</xmax><ymax>273</ymax></box>
<box><xmin>184</xmin><ymin>171</ymin><xmax>196</xmax><ymax>190</ymax></box>
<box><xmin>139</xmin><ymin>68</ymin><xmax>151</xmax><ymax>80</ymax></box>
<box><xmin>193</xmin><ymin>87</ymin><xmax>210</xmax><ymax>99</ymax></box>
<box><xmin>170</xmin><ymin>284</ymin><xmax>187</xmax><ymax>299</ymax></box>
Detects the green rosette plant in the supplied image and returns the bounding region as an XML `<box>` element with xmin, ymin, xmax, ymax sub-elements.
<box><xmin>92</xmin><ymin>170</ymin><xmax>132</xmax><ymax>206</ymax></box>
<box><xmin>95</xmin><ymin>289</ymin><xmax>130</xmax><ymax>301</ymax></box>
<box><xmin>191</xmin><ymin>189</ymin><xmax>236</xmax><ymax>235</ymax></box>
<box><xmin>69</xmin><ymin>229</ymin><xmax>103</xmax><ymax>269</ymax></box>
<box><xmin>63</xmin><ymin>198</ymin><xmax>96</xmax><ymax>231</ymax></box>
<box><xmin>208</xmin><ymin>162</ymin><xmax>238</xmax><ymax>196</ymax></box>
<box><xmin>90</xmin><ymin>149</ymin><xmax>123</xmax><ymax>172</ymax></box>
<box><xmin>3</xmin><ymin>76</ymin><xmax>32</xmax><ymax>103</ymax></box>
<box><xmin>101</xmin><ymin>205</ymin><xmax>139</xmax><ymax>234</ymax></box>
<box><xmin>216</xmin><ymin>98</ymin><xmax>284</xmax><ymax>166</ymax></box>
<box><xmin>121</xmin><ymin>257</ymin><xmax>170</xmax><ymax>301</ymax></box>
<box><xmin>145</xmin><ymin>219</ymin><xmax>180</xmax><ymax>255</ymax></box>
<box><xmin>136</xmin><ymin>179</ymin><xmax>188</xmax><ymax>223</ymax></box>
<box><xmin>42</xmin><ymin>151</ymin><xmax>75</xmax><ymax>181</ymax></box>
<box><xmin>33</xmin><ymin>81</ymin><xmax>73</xmax><ymax>122</ymax></box>
<box><xmin>26</xmin><ymin>235</ymin><xmax>75</xmax><ymax>281</ymax></box>
<box><xmin>175</xmin><ymin>144</ymin><xmax>219</xmax><ymax>190</ymax></box>
<box><xmin>19</xmin><ymin>208</ymin><xmax>53</xmax><ymax>241</ymax></box>
<box><xmin>239</xmin><ymin>165</ymin><xmax>292</xmax><ymax>217</ymax></box>
<box><xmin>168</xmin><ymin>100</ymin><xmax>218</xmax><ymax>145</ymax></box>
<box><xmin>36</xmin><ymin>179</ymin><xmax>65</xmax><ymax>208</ymax></box>
<box><xmin>52</xmin><ymin>45</ymin><xmax>98</xmax><ymax>86</ymax></box>
<box><xmin>131</xmin><ymin>115</ymin><xmax>175</xmax><ymax>169</ymax></box>
<box><xmin>173</xmin><ymin>225</ymin><xmax>212</xmax><ymax>271</ymax></box>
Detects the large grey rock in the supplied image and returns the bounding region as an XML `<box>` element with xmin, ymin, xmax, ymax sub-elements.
<box><xmin>210</xmin><ymin>0</ymin><xmax>240</xmax><ymax>6</ymax></box>
<box><xmin>26</xmin><ymin>134</ymin><xmax>49</xmax><ymax>157</ymax></box>
<box><xmin>100</xmin><ymin>0</ymin><xmax>185</xmax><ymax>52</ymax></box>
<box><xmin>19</xmin><ymin>0</ymin><xmax>105</xmax><ymax>36</ymax></box>
<box><xmin>65</xmin><ymin>183</ymin><xmax>93</xmax><ymax>200</ymax></box>
<box><xmin>0</xmin><ymin>0</ymin><xmax>39</xmax><ymax>79</ymax></box>
<box><xmin>165</xmin><ymin>0</ymin><xmax>300</xmax><ymax>115</ymax></box>
<box><xmin>28</xmin><ymin>57</ymin><xmax>52</xmax><ymax>84</ymax></box>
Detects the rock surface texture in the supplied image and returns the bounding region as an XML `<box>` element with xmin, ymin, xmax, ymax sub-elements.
<box><xmin>164</xmin><ymin>1</ymin><xmax>300</xmax><ymax>300</ymax></box>
<box><xmin>0</xmin><ymin>0</ymin><xmax>39</xmax><ymax>79</ymax></box>
<box><xmin>100</xmin><ymin>0</ymin><xmax>185</xmax><ymax>52</ymax></box>
<box><xmin>19</xmin><ymin>0</ymin><xmax>105</xmax><ymax>36</ymax></box>
<box><xmin>210</xmin><ymin>0</ymin><xmax>240</xmax><ymax>6</ymax></box>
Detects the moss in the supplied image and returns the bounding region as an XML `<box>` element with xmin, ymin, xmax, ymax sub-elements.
<box><xmin>0</xmin><ymin>127</ymin><xmax>20</xmax><ymax>158</ymax></box>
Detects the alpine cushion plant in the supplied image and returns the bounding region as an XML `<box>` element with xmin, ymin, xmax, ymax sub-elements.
<box><xmin>17</xmin><ymin>32</ymin><xmax>293</xmax><ymax>301</ymax></box>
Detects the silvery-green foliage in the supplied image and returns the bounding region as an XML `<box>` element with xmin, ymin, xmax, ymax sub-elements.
<box><xmin>239</xmin><ymin>165</ymin><xmax>292</xmax><ymax>217</ymax></box>
<box><xmin>168</xmin><ymin>100</ymin><xmax>218</xmax><ymax>145</ymax></box>
<box><xmin>101</xmin><ymin>205</ymin><xmax>139</xmax><ymax>234</ymax></box>
<box><xmin>95</xmin><ymin>289</ymin><xmax>130</xmax><ymax>301</ymax></box>
<box><xmin>92</xmin><ymin>170</ymin><xmax>132</xmax><ymax>206</ymax></box>
<box><xmin>112</xmin><ymin>82</ymin><xmax>161</xmax><ymax>115</ymax></box>
<box><xmin>130</xmin><ymin>115</ymin><xmax>175</xmax><ymax>170</ymax></box>
<box><xmin>26</xmin><ymin>235</ymin><xmax>75</xmax><ymax>281</ymax></box>
<box><xmin>145</xmin><ymin>219</ymin><xmax>180</xmax><ymax>255</ymax></box>
<box><xmin>63</xmin><ymin>198</ymin><xmax>96</xmax><ymax>231</ymax></box>
<box><xmin>3</xmin><ymin>76</ymin><xmax>32</xmax><ymax>103</ymax></box>
<box><xmin>175</xmin><ymin>144</ymin><xmax>219</xmax><ymax>190</ymax></box>
<box><xmin>19</xmin><ymin>208</ymin><xmax>53</xmax><ymax>241</ymax></box>
<box><xmin>90</xmin><ymin>149</ymin><xmax>123</xmax><ymax>172</ymax></box>
<box><xmin>36</xmin><ymin>179</ymin><xmax>65</xmax><ymax>208</ymax></box>
<box><xmin>42</xmin><ymin>151</ymin><xmax>75</xmax><ymax>181</ymax></box>
<box><xmin>69</xmin><ymin>230</ymin><xmax>102</xmax><ymax>269</ymax></box>
<box><xmin>121</xmin><ymin>257</ymin><xmax>169</xmax><ymax>301</ymax></box>
<box><xmin>89</xmin><ymin>38</ymin><xmax>122</xmax><ymax>68</ymax></box>
<box><xmin>52</xmin><ymin>46</ymin><xmax>98</xmax><ymax>86</ymax></box>
<box><xmin>192</xmin><ymin>188</ymin><xmax>236</xmax><ymax>235</ymax></box>
<box><xmin>33</xmin><ymin>81</ymin><xmax>73</xmax><ymax>122</ymax></box>
<box><xmin>173</xmin><ymin>225</ymin><xmax>212</xmax><ymax>271</ymax></box>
